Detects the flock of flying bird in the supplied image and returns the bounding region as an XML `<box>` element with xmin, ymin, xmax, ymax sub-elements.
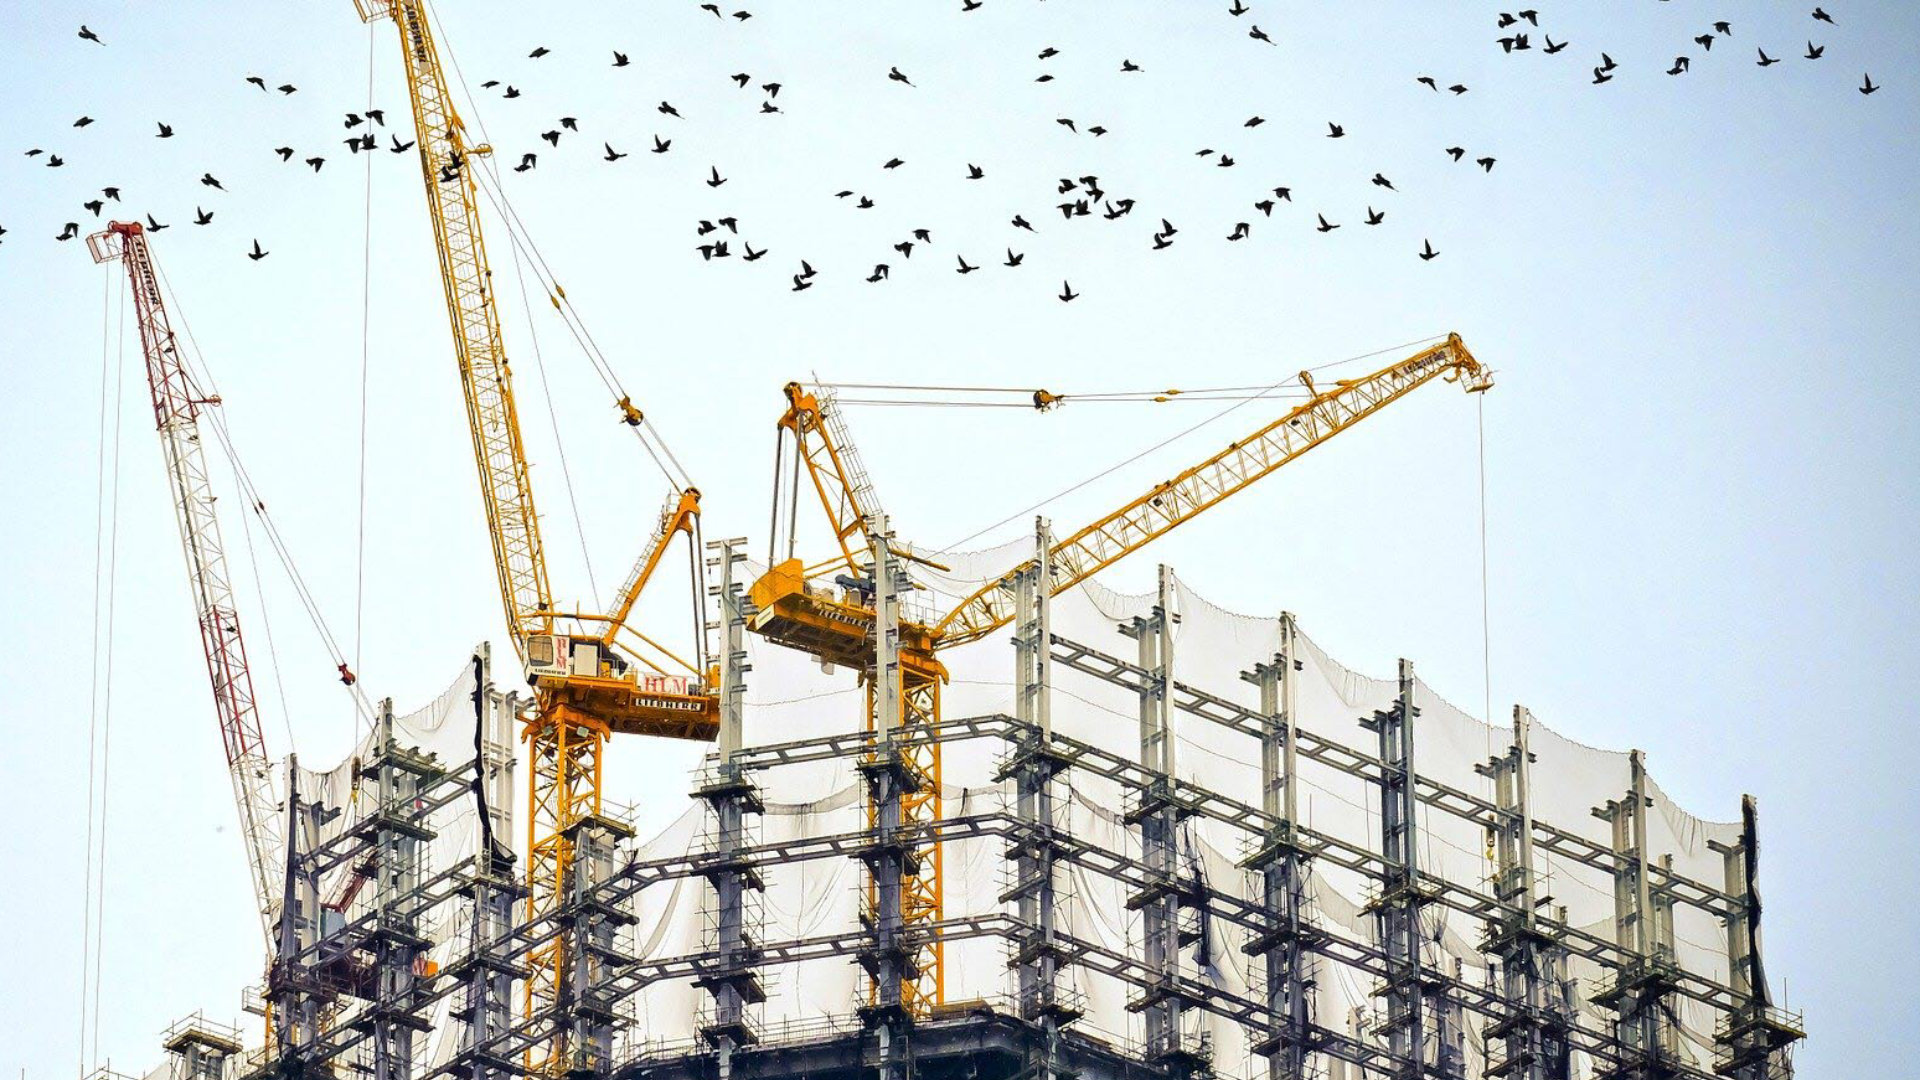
<box><xmin>7</xmin><ymin>4</ymin><xmax>1889</xmax><ymax>305</ymax></box>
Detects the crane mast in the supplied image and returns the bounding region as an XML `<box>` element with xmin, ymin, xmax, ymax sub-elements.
<box><xmin>87</xmin><ymin>221</ymin><xmax>284</xmax><ymax>937</ymax></box>
<box><xmin>357</xmin><ymin>3</ymin><xmax>718</xmax><ymax>1071</ymax></box>
<box><xmin>749</xmin><ymin>334</ymin><xmax>1491</xmax><ymax>1014</ymax></box>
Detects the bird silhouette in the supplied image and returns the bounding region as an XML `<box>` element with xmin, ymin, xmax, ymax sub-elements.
<box><xmin>78</xmin><ymin>25</ymin><xmax>104</xmax><ymax>45</ymax></box>
<box><xmin>966</xmin><ymin>164</ymin><xmax>985</xmax><ymax>180</ymax></box>
<box><xmin>1668</xmin><ymin>57</ymin><xmax>1690</xmax><ymax>75</ymax></box>
<box><xmin>1860</xmin><ymin>73</ymin><xmax>1879</xmax><ymax>95</ymax></box>
<box><xmin>146</xmin><ymin>213</ymin><xmax>169</xmax><ymax>232</ymax></box>
<box><xmin>856</xmin><ymin>196</ymin><xmax>874</xmax><ymax>209</ymax></box>
<box><xmin>603</xmin><ymin>142</ymin><xmax>627</xmax><ymax>161</ymax></box>
<box><xmin>194</xmin><ymin>207</ymin><xmax>214</xmax><ymax>225</ymax></box>
<box><xmin>1593</xmin><ymin>67</ymin><xmax>1614</xmax><ymax>84</ymax></box>
<box><xmin>659</xmin><ymin>101</ymin><xmax>681</xmax><ymax>117</ymax></box>
<box><xmin>1757</xmin><ymin>49</ymin><xmax>1779</xmax><ymax>67</ymax></box>
<box><xmin>1255</xmin><ymin>199</ymin><xmax>1276</xmax><ymax>216</ymax></box>
<box><xmin>1371</xmin><ymin>172</ymin><xmax>1395</xmax><ymax>190</ymax></box>
<box><xmin>1244</xmin><ymin>115</ymin><xmax>1265</xmax><ymax>127</ymax></box>
<box><xmin>707</xmin><ymin>165</ymin><xmax>728</xmax><ymax>187</ymax></box>
<box><xmin>894</xmin><ymin>240</ymin><xmax>915</xmax><ymax>258</ymax></box>
<box><xmin>305</xmin><ymin>156</ymin><xmax>325</xmax><ymax>172</ymax></box>
<box><xmin>1012</xmin><ymin>214</ymin><xmax>1035</xmax><ymax>231</ymax></box>
<box><xmin>57</xmin><ymin>222</ymin><xmax>80</xmax><ymax>240</ymax></box>
<box><xmin>366</xmin><ymin>110</ymin><xmax>386</xmax><ymax>126</ymax></box>
<box><xmin>701</xmin><ymin>3</ymin><xmax>721</xmax><ymax>15</ymax></box>
<box><xmin>652</xmin><ymin>135</ymin><xmax>672</xmax><ymax>153</ymax></box>
<box><xmin>760</xmin><ymin>101</ymin><xmax>782</xmax><ymax>114</ymax></box>
<box><xmin>888</xmin><ymin>66</ymin><xmax>914</xmax><ymax>86</ymax></box>
<box><xmin>83</xmin><ymin>199</ymin><xmax>104</xmax><ymax>217</ymax></box>
<box><xmin>1316</xmin><ymin>214</ymin><xmax>1339</xmax><ymax>233</ymax></box>
<box><xmin>73</xmin><ymin>116</ymin><xmax>94</xmax><ymax>128</ymax></box>
<box><xmin>1450</xmin><ymin>83</ymin><xmax>1469</xmax><ymax>94</ymax></box>
<box><xmin>1217</xmin><ymin>155</ymin><xmax>1236</xmax><ymax>167</ymax></box>
<box><xmin>1417</xmin><ymin>76</ymin><xmax>1437</xmax><ymax>90</ymax></box>
<box><xmin>246</xmin><ymin>75</ymin><xmax>266</xmax><ymax>90</ymax></box>
<box><xmin>1544</xmin><ymin>36</ymin><xmax>1567</xmax><ymax>54</ymax></box>
<box><xmin>791</xmin><ymin>273</ymin><xmax>812</xmax><ymax>292</ymax></box>
<box><xmin>1519</xmin><ymin>9</ymin><xmax>1538</xmax><ymax>24</ymax></box>
<box><xmin>1249</xmin><ymin>25</ymin><xmax>1274</xmax><ymax>45</ymax></box>
<box><xmin>866</xmin><ymin>263</ymin><xmax>890</xmax><ymax>283</ymax></box>
<box><xmin>247</xmin><ymin>239</ymin><xmax>269</xmax><ymax>261</ymax></box>
<box><xmin>541</xmin><ymin>129</ymin><xmax>561</xmax><ymax>146</ymax></box>
<box><xmin>200</xmin><ymin>172</ymin><xmax>225</xmax><ymax>190</ymax></box>
<box><xmin>1476</xmin><ymin>156</ymin><xmax>1496</xmax><ymax>172</ymax></box>
<box><xmin>956</xmin><ymin>255</ymin><xmax>978</xmax><ymax>274</ymax></box>
<box><xmin>390</xmin><ymin>136</ymin><xmax>414</xmax><ymax>153</ymax></box>
<box><xmin>1599</xmin><ymin>52</ymin><xmax>1617</xmax><ymax>71</ymax></box>
<box><xmin>1498</xmin><ymin>12</ymin><xmax>1518</xmax><ymax>27</ymax></box>
<box><xmin>1695</xmin><ymin>34</ymin><xmax>1714</xmax><ymax>51</ymax></box>
<box><xmin>1364</xmin><ymin>207</ymin><xmax>1385</xmax><ymax>225</ymax></box>
<box><xmin>1229</xmin><ymin>0</ymin><xmax>1249</xmax><ymax>14</ymax></box>
<box><xmin>1327</xmin><ymin>122</ymin><xmax>1345</xmax><ymax>138</ymax></box>
<box><xmin>1058</xmin><ymin>280</ymin><xmax>1078</xmax><ymax>302</ymax></box>
<box><xmin>1121</xmin><ymin>59</ymin><xmax>1143</xmax><ymax>72</ymax></box>
<box><xmin>102</xmin><ymin>186</ymin><xmax>119</xmax><ymax>201</ymax></box>
<box><xmin>528</xmin><ymin>46</ymin><xmax>550</xmax><ymax>59</ymax></box>
<box><xmin>883</xmin><ymin>157</ymin><xmax>904</xmax><ymax>169</ymax></box>
<box><xmin>46</xmin><ymin>155</ymin><xmax>65</xmax><ymax>168</ymax></box>
<box><xmin>277</xmin><ymin>83</ymin><xmax>297</xmax><ymax>95</ymax></box>
<box><xmin>1056</xmin><ymin>118</ymin><xmax>1077</xmax><ymax>133</ymax></box>
<box><xmin>743</xmin><ymin>243</ymin><xmax>767</xmax><ymax>261</ymax></box>
<box><xmin>1715</xmin><ymin>21</ymin><xmax>1732</xmax><ymax>34</ymax></box>
<box><xmin>1151</xmin><ymin>232</ymin><xmax>1172</xmax><ymax>250</ymax></box>
<box><xmin>345</xmin><ymin>112</ymin><xmax>365</xmax><ymax>128</ymax></box>
<box><xmin>1804</xmin><ymin>42</ymin><xmax>1824</xmax><ymax>60</ymax></box>
<box><xmin>613</xmin><ymin>51</ymin><xmax>629</xmax><ymax>67</ymax></box>
<box><xmin>1812</xmin><ymin>7</ymin><xmax>1834</xmax><ymax>24</ymax></box>
<box><xmin>514</xmin><ymin>152</ymin><xmax>537</xmax><ymax>172</ymax></box>
<box><xmin>763</xmin><ymin>82</ymin><xmax>782</xmax><ymax>98</ymax></box>
<box><xmin>1419</xmin><ymin>239</ymin><xmax>1439</xmax><ymax>261</ymax></box>
<box><xmin>1159</xmin><ymin>219</ymin><xmax>1178</xmax><ymax>236</ymax></box>
<box><xmin>1226</xmin><ymin>222</ymin><xmax>1250</xmax><ymax>241</ymax></box>
<box><xmin>156</xmin><ymin>122</ymin><xmax>174</xmax><ymax>138</ymax></box>
<box><xmin>1036</xmin><ymin>74</ymin><xmax>1055</xmax><ymax>84</ymax></box>
<box><xmin>732</xmin><ymin>72</ymin><xmax>752</xmax><ymax>88</ymax></box>
<box><xmin>1004</xmin><ymin>248</ymin><xmax>1024</xmax><ymax>267</ymax></box>
<box><xmin>1271</xmin><ymin>188</ymin><xmax>1290</xmax><ymax>201</ymax></box>
<box><xmin>1446</xmin><ymin>146</ymin><xmax>1466</xmax><ymax>161</ymax></box>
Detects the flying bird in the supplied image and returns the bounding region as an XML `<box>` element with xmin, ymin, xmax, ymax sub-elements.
<box><xmin>73</xmin><ymin>116</ymin><xmax>94</xmax><ymax>128</ymax></box>
<box><xmin>1476</xmin><ymin>156</ymin><xmax>1496</xmax><ymax>172</ymax></box>
<box><xmin>78</xmin><ymin>25</ymin><xmax>104</xmax><ymax>45</ymax></box>
<box><xmin>57</xmin><ymin>222</ymin><xmax>80</xmax><ymax>240</ymax></box>
<box><xmin>247</xmin><ymin>239</ymin><xmax>269</xmax><ymax>261</ymax></box>
<box><xmin>707</xmin><ymin>165</ymin><xmax>728</xmax><ymax>187</ymax></box>
<box><xmin>866</xmin><ymin>263</ymin><xmax>889</xmax><ymax>282</ymax></box>
<box><xmin>1316</xmin><ymin>213</ymin><xmax>1339</xmax><ymax>233</ymax></box>
<box><xmin>83</xmin><ymin>199</ymin><xmax>104</xmax><ymax>217</ymax></box>
<box><xmin>1121</xmin><ymin>59</ymin><xmax>1142</xmax><ymax>72</ymax></box>
<box><xmin>1860</xmin><ymin>73</ymin><xmax>1879</xmax><ymax>95</ymax></box>
<box><xmin>613</xmin><ymin>51</ymin><xmax>630</xmax><ymax>67</ymax></box>
<box><xmin>1058</xmin><ymin>280</ymin><xmax>1078</xmax><ymax>302</ymax></box>
<box><xmin>1757</xmin><ymin>49</ymin><xmax>1779</xmax><ymax>67</ymax></box>
<box><xmin>277</xmin><ymin>84</ymin><xmax>297</xmax><ymax>95</ymax></box>
<box><xmin>194</xmin><ymin>207</ymin><xmax>214</xmax><ymax>225</ymax></box>
<box><xmin>732</xmin><ymin>72</ymin><xmax>752</xmax><ymax>87</ymax></box>
<box><xmin>514</xmin><ymin>152</ymin><xmax>536</xmax><ymax>172</ymax></box>
<box><xmin>1327</xmin><ymin>122</ymin><xmax>1345</xmax><ymax>137</ymax></box>
<box><xmin>1229</xmin><ymin>0</ymin><xmax>1249</xmax><ymax>14</ymax></box>
<box><xmin>1371</xmin><ymin>172</ymin><xmax>1395</xmax><ymax>190</ymax></box>
<box><xmin>1004</xmin><ymin>248</ymin><xmax>1024</xmax><ymax>267</ymax></box>
<box><xmin>1450</xmin><ymin>83</ymin><xmax>1469</xmax><ymax>94</ymax></box>
<box><xmin>883</xmin><ymin>157</ymin><xmax>904</xmax><ymax>169</ymax></box>
<box><xmin>604</xmin><ymin>142</ymin><xmax>627</xmax><ymax>161</ymax></box>
<box><xmin>743</xmin><ymin>243</ymin><xmax>766</xmax><ymax>261</ymax></box>
<box><xmin>1244</xmin><ymin>115</ymin><xmax>1265</xmax><ymax>127</ymax></box>
<box><xmin>1226</xmin><ymin>222</ymin><xmax>1250</xmax><ymax>241</ymax></box>
<box><xmin>305</xmin><ymin>156</ymin><xmax>325</xmax><ymax>172</ymax></box>
<box><xmin>156</xmin><ymin>122</ymin><xmax>174</xmax><ymax>138</ymax></box>
<box><xmin>1812</xmin><ymin>7</ymin><xmax>1834</xmax><ymax>24</ymax></box>
<box><xmin>966</xmin><ymin>163</ymin><xmax>984</xmax><ymax>179</ymax></box>
<box><xmin>390</xmin><ymin>136</ymin><xmax>414</xmax><ymax>153</ymax></box>
<box><xmin>1804</xmin><ymin>42</ymin><xmax>1824</xmax><ymax>60</ymax></box>
<box><xmin>1417</xmin><ymin>75</ymin><xmax>1437</xmax><ymax>90</ymax></box>
<box><xmin>1419</xmin><ymin>239</ymin><xmax>1439</xmax><ymax>261</ymax></box>
<box><xmin>246</xmin><ymin>75</ymin><xmax>266</xmax><ymax>90</ymax></box>
<box><xmin>102</xmin><ymin>187</ymin><xmax>119</xmax><ymax>201</ymax></box>
<box><xmin>1257</xmin><ymin>202</ymin><xmax>1281</xmax><ymax>221</ymax></box>
<box><xmin>1271</xmin><ymin>189</ymin><xmax>1290</xmax><ymax>201</ymax></box>
<box><xmin>659</xmin><ymin>101</ymin><xmax>681</xmax><ymax>117</ymax></box>
<box><xmin>1715</xmin><ymin>21</ymin><xmax>1732</xmax><ymax>35</ymax></box>
<box><xmin>46</xmin><ymin>155</ymin><xmax>65</xmax><ymax>167</ymax></box>
<box><xmin>200</xmin><ymin>172</ymin><xmax>225</xmax><ymax>190</ymax></box>
<box><xmin>652</xmin><ymin>135</ymin><xmax>672</xmax><ymax>153</ymax></box>
<box><xmin>956</xmin><ymin>255</ymin><xmax>978</xmax><ymax>274</ymax></box>
<box><xmin>791</xmin><ymin>274</ymin><xmax>812</xmax><ymax>292</ymax></box>
<box><xmin>1012</xmin><ymin>214</ymin><xmax>1035</xmax><ymax>231</ymax></box>
<box><xmin>528</xmin><ymin>46</ymin><xmax>550</xmax><ymax>59</ymax></box>
<box><xmin>541</xmin><ymin>130</ymin><xmax>561</xmax><ymax>146</ymax></box>
<box><xmin>888</xmin><ymin>66</ymin><xmax>914</xmax><ymax>86</ymax></box>
<box><xmin>1249</xmin><ymin>25</ymin><xmax>1274</xmax><ymax>45</ymax></box>
<box><xmin>146</xmin><ymin>214</ymin><xmax>168</xmax><ymax>232</ymax></box>
<box><xmin>1364</xmin><ymin>207</ymin><xmax>1384</xmax><ymax>225</ymax></box>
<box><xmin>1446</xmin><ymin>146</ymin><xmax>1466</xmax><ymax>161</ymax></box>
<box><xmin>1056</xmin><ymin>118</ymin><xmax>1077</xmax><ymax>132</ymax></box>
<box><xmin>1667</xmin><ymin>56</ymin><xmax>1690</xmax><ymax>75</ymax></box>
<box><xmin>1544</xmin><ymin>36</ymin><xmax>1568</xmax><ymax>54</ymax></box>
<box><xmin>1695</xmin><ymin>34</ymin><xmax>1714</xmax><ymax>51</ymax></box>
<box><xmin>503</xmin><ymin>86</ymin><xmax>521</xmax><ymax>98</ymax></box>
<box><xmin>763</xmin><ymin>82</ymin><xmax>782</xmax><ymax>97</ymax></box>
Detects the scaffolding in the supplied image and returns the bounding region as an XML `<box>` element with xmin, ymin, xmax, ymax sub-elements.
<box><xmin>124</xmin><ymin>545</ymin><xmax>1798</xmax><ymax>1080</ymax></box>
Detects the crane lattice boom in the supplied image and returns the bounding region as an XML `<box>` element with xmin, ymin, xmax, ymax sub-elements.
<box><xmin>88</xmin><ymin>221</ymin><xmax>285</xmax><ymax>938</ymax></box>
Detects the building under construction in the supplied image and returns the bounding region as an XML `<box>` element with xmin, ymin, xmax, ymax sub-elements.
<box><xmin>84</xmin><ymin>5</ymin><xmax>1804</xmax><ymax>1080</ymax></box>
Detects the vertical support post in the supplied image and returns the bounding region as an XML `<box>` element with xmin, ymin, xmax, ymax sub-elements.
<box><xmin>1123</xmin><ymin>566</ymin><xmax>1196</xmax><ymax>1074</ymax></box>
<box><xmin>1362</xmin><ymin>659</ymin><xmax>1438</xmax><ymax>1077</ymax></box>
<box><xmin>452</xmin><ymin>646</ymin><xmax>525</xmax><ymax>1080</ymax></box>
<box><xmin>1004</xmin><ymin>518</ymin><xmax>1078</xmax><ymax>1080</ymax></box>
<box><xmin>1709</xmin><ymin>798</ymin><xmax>1803</xmax><ymax>1080</ymax></box>
<box><xmin>1478</xmin><ymin>707</ymin><xmax>1570</xmax><ymax>1080</ymax></box>
<box><xmin>1242</xmin><ymin>614</ymin><xmax>1317</xmax><ymax>1080</ymax></box>
<box><xmin>561</xmin><ymin>812</ymin><xmax>634</xmax><ymax>1076</ymax></box>
<box><xmin>699</xmin><ymin>537</ymin><xmax>766</xmax><ymax>1080</ymax></box>
<box><xmin>1592</xmin><ymin>751</ymin><xmax>1679</xmax><ymax>1074</ymax></box>
<box><xmin>859</xmin><ymin>514</ymin><xmax>916</xmax><ymax>1080</ymax></box>
<box><xmin>269</xmin><ymin>753</ymin><xmax>327</xmax><ymax>1062</ymax></box>
<box><xmin>367</xmin><ymin>697</ymin><xmax>438</xmax><ymax>1080</ymax></box>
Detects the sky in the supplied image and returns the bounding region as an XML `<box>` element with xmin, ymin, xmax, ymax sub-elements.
<box><xmin>1</xmin><ymin>0</ymin><xmax>1915</xmax><ymax>1075</ymax></box>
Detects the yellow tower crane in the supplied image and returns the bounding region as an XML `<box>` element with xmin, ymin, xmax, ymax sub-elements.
<box><xmin>751</xmin><ymin>334</ymin><xmax>1492</xmax><ymax>1015</ymax></box>
<box><xmin>353</xmin><ymin>3</ymin><xmax>716</xmax><ymax>1070</ymax></box>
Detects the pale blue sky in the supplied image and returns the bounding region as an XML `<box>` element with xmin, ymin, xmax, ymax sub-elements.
<box><xmin>2</xmin><ymin>1</ymin><xmax>1915</xmax><ymax>1075</ymax></box>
